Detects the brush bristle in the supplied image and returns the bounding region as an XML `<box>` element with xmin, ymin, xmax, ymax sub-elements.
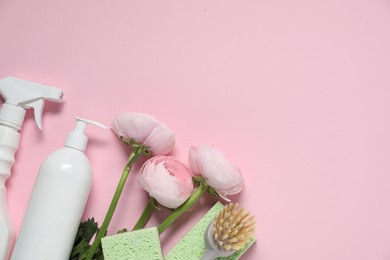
<box><xmin>212</xmin><ymin>203</ymin><xmax>255</xmax><ymax>251</ymax></box>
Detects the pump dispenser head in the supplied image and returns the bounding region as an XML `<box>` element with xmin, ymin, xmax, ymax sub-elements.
<box><xmin>0</xmin><ymin>77</ymin><xmax>63</xmax><ymax>130</ymax></box>
<box><xmin>65</xmin><ymin>117</ymin><xmax>107</xmax><ymax>152</ymax></box>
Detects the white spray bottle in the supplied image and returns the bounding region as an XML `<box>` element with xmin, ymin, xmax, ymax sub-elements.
<box><xmin>0</xmin><ymin>76</ymin><xmax>63</xmax><ymax>260</ymax></box>
<box><xmin>11</xmin><ymin>117</ymin><xmax>106</xmax><ymax>260</ymax></box>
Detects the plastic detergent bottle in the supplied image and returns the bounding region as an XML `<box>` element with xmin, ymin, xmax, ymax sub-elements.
<box><xmin>11</xmin><ymin>117</ymin><xmax>106</xmax><ymax>260</ymax></box>
<box><xmin>0</xmin><ymin>76</ymin><xmax>63</xmax><ymax>260</ymax></box>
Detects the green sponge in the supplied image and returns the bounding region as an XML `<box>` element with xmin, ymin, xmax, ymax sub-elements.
<box><xmin>164</xmin><ymin>202</ymin><xmax>256</xmax><ymax>260</ymax></box>
<box><xmin>102</xmin><ymin>227</ymin><xmax>163</xmax><ymax>260</ymax></box>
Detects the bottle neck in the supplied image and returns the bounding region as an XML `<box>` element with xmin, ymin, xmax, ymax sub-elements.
<box><xmin>0</xmin><ymin>104</ymin><xmax>25</xmax><ymax>131</ymax></box>
<box><xmin>64</xmin><ymin>132</ymin><xmax>87</xmax><ymax>152</ymax></box>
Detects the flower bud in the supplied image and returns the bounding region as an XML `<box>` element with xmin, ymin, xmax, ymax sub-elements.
<box><xmin>139</xmin><ymin>156</ymin><xmax>194</xmax><ymax>209</ymax></box>
<box><xmin>189</xmin><ymin>145</ymin><xmax>244</xmax><ymax>200</ymax></box>
<box><xmin>111</xmin><ymin>112</ymin><xmax>175</xmax><ymax>155</ymax></box>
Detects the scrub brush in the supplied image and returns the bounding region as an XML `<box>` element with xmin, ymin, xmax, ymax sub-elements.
<box><xmin>200</xmin><ymin>203</ymin><xmax>255</xmax><ymax>260</ymax></box>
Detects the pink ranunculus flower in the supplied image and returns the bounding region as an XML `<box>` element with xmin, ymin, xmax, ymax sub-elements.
<box><xmin>111</xmin><ymin>112</ymin><xmax>175</xmax><ymax>155</ymax></box>
<box><xmin>189</xmin><ymin>145</ymin><xmax>244</xmax><ymax>201</ymax></box>
<box><xmin>139</xmin><ymin>155</ymin><xmax>194</xmax><ymax>209</ymax></box>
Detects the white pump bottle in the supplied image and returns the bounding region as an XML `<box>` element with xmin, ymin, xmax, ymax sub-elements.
<box><xmin>0</xmin><ymin>77</ymin><xmax>63</xmax><ymax>260</ymax></box>
<box><xmin>11</xmin><ymin>117</ymin><xmax>106</xmax><ymax>260</ymax></box>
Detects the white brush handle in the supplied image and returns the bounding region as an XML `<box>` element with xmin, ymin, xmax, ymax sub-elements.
<box><xmin>200</xmin><ymin>248</ymin><xmax>220</xmax><ymax>260</ymax></box>
<box><xmin>202</xmin><ymin>222</ymin><xmax>236</xmax><ymax>260</ymax></box>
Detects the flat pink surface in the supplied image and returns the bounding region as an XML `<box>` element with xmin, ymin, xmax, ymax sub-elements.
<box><xmin>1</xmin><ymin>0</ymin><xmax>390</xmax><ymax>259</ymax></box>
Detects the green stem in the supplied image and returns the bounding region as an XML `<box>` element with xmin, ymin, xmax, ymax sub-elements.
<box><xmin>132</xmin><ymin>198</ymin><xmax>155</xmax><ymax>231</ymax></box>
<box><xmin>85</xmin><ymin>145</ymin><xmax>147</xmax><ymax>260</ymax></box>
<box><xmin>157</xmin><ymin>183</ymin><xmax>208</xmax><ymax>234</ymax></box>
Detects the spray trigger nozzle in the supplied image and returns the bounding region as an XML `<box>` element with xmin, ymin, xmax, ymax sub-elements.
<box><xmin>0</xmin><ymin>77</ymin><xmax>64</xmax><ymax>130</ymax></box>
<box><xmin>25</xmin><ymin>99</ymin><xmax>45</xmax><ymax>130</ymax></box>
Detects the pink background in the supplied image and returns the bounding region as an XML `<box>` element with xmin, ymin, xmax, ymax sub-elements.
<box><xmin>1</xmin><ymin>0</ymin><xmax>390</xmax><ymax>259</ymax></box>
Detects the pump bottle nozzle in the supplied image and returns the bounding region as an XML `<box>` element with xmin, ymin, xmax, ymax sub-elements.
<box><xmin>65</xmin><ymin>117</ymin><xmax>107</xmax><ymax>152</ymax></box>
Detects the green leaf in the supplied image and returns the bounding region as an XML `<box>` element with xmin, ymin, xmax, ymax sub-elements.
<box><xmin>116</xmin><ymin>228</ymin><xmax>128</xmax><ymax>234</ymax></box>
<box><xmin>82</xmin><ymin>218</ymin><xmax>99</xmax><ymax>243</ymax></box>
<box><xmin>150</xmin><ymin>197</ymin><xmax>161</xmax><ymax>210</ymax></box>
<box><xmin>192</xmin><ymin>176</ymin><xmax>205</xmax><ymax>184</ymax></box>
<box><xmin>70</xmin><ymin>218</ymin><xmax>104</xmax><ymax>260</ymax></box>
<box><xmin>206</xmin><ymin>185</ymin><xmax>217</xmax><ymax>196</ymax></box>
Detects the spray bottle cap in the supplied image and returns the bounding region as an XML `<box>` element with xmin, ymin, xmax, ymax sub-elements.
<box><xmin>65</xmin><ymin>117</ymin><xmax>107</xmax><ymax>152</ymax></box>
<box><xmin>0</xmin><ymin>77</ymin><xmax>63</xmax><ymax>130</ymax></box>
